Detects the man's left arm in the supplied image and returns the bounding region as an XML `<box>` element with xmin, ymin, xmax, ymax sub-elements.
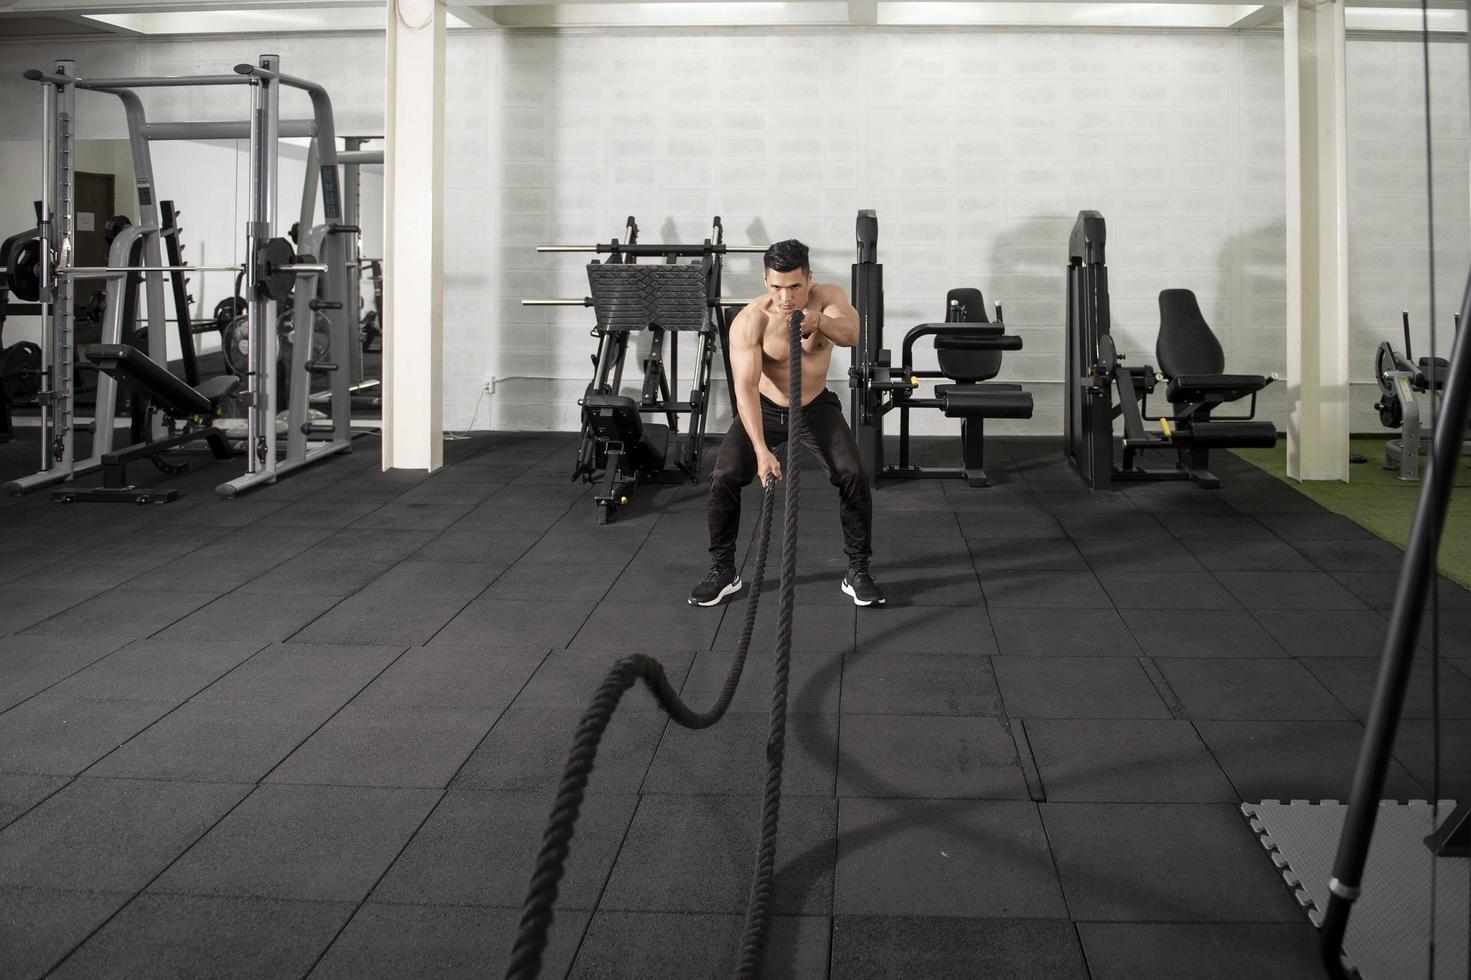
<box><xmin>805</xmin><ymin>286</ymin><xmax>860</xmax><ymax>348</ymax></box>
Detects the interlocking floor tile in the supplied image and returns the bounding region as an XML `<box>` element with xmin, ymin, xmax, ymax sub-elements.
<box><xmin>452</xmin><ymin>700</ymin><xmax>666</xmax><ymax>795</ymax></box>
<box><xmin>0</xmin><ymin>886</ymin><xmax>132</xmax><ymax>980</ymax></box>
<box><xmin>835</xmin><ymin>798</ymin><xmax>1064</xmax><ymax>918</ymax></box>
<box><xmin>837</xmin><ymin>714</ymin><xmax>1027</xmax><ymax>800</ymax></box>
<box><xmin>195</xmin><ymin>642</ymin><xmax>404</xmax><ymax>705</ymax></box>
<box><xmin>1154</xmin><ymin>658</ymin><xmax>1352</xmax><ymax>721</ymax></box>
<box><xmin>599</xmin><ymin>794</ymin><xmax>834</xmax><ymax>915</ymax></box>
<box><xmin>267</xmin><ymin>703</ymin><xmax>500</xmax><ymax>788</ymax></box>
<box><xmin>90</xmin><ymin>700</ymin><xmax>337</xmax><ymax>782</ymax></box>
<box><xmin>0</xmin><ymin>697</ymin><xmax>177</xmax><ymax>776</ymax></box>
<box><xmin>49</xmin><ymin>893</ymin><xmax>354</xmax><ymax>980</ymax></box>
<box><xmin>373</xmin><ymin>790</ymin><xmax>637</xmax><ymax>909</ymax></box>
<box><xmin>830</xmin><ymin>915</ymin><xmax>1087</xmax><ymax>979</ymax></box>
<box><xmin>1041</xmin><ymin>802</ymin><xmax>1305</xmax><ymax>921</ymax></box>
<box><xmin>45</xmin><ymin>639</ymin><xmax>266</xmax><ymax>702</ymax></box>
<box><xmin>992</xmin><ymin>657</ymin><xmax>1170</xmax><ymax>719</ymax></box>
<box><xmin>645</xmin><ymin>712</ymin><xmax>837</xmax><ymax>796</ymax></box>
<box><xmin>1024</xmin><ymin>718</ymin><xmax>1236</xmax><ymax>802</ymax></box>
<box><xmin>989</xmin><ymin>607</ymin><xmax>1142</xmax><ymax>658</ymax></box>
<box><xmin>308</xmin><ymin>903</ymin><xmax>585</xmax><ymax>980</ymax></box>
<box><xmin>0</xmin><ymin>777</ymin><xmax>249</xmax><ymax>891</ymax></box>
<box><xmin>841</xmin><ymin>649</ymin><xmax>1002</xmax><ymax>715</ymax></box>
<box><xmin>152</xmin><ymin>784</ymin><xmax>440</xmax><ymax>903</ymax></box>
<box><xmin>1195</xmin><ymin>719</ymin><xmax>1425</xmax><ymax>800</ymax></box>
<box><xmin>1077</xmin><ymin>922</ymin><xmax>1324</xmax><ymax>980</ymax></box>
<box><xmin>570</xmin><ymin>912</ymin><xmax>828</xmax><ymax>980</ymax></box>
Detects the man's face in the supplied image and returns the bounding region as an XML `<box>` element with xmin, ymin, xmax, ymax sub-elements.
<box><xmin>764</xmin><ymin>268</ymin><xmax>811</xmax><ymax>314</ymax></box>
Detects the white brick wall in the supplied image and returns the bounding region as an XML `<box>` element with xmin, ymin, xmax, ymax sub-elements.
<box><xmin>0</xmin><ymin>28</ymin><xmax>1465</xmax><ymax>441</ymax></box>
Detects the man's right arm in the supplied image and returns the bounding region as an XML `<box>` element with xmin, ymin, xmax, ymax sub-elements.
<box><xmin>729</xmin><ymin>311</ymin><xmax>780</xmax><ymax>482</ymax></box>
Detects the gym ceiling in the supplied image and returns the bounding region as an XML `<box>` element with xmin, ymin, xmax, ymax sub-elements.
<box><xmin>0</xmin><ymin>0</ymin><xmax>1464</xmax><ymax>36</ymax></box>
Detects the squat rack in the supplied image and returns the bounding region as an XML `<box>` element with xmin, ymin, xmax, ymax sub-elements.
<box><xmin>6</xmin><ymin>54</ymin><xmax>354</xmax><ymax>500</ymax></box>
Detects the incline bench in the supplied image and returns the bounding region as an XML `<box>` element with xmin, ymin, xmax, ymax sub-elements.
<box><xmin>54</xmin><ymin>343</ymin><xmax>238</xmax><ymax>504</ymax></box>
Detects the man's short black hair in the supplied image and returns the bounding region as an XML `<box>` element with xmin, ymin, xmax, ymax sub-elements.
<box><xmin>764</xmin><ymin>239</ymin><xmax>810</xmax><ymax>275</ymax></box>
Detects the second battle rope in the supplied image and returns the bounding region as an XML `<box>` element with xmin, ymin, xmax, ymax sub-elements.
<box><xmin>504</xmin><ymin>309</ymin><xmax>806</xmax><ymax>980</ymax></box>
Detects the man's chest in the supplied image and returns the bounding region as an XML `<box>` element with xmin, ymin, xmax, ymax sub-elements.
<box><xmin>760</xmin><ymin>320</ymin><xmax>829</xmax><ymax>361</ymax></box>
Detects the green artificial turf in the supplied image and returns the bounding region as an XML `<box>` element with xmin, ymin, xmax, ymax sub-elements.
<box><xmin>1231</xmin><ymin>436</ymin><xmax>1471</xmax><ymax>590</ymax></box>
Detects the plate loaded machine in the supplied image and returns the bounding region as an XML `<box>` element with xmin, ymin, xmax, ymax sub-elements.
<box><xmin>524</xmin><ymin>217</ymin><xmax>762</xmax><ymax>523</ymax></box>
<box><xmin>6</xmin><ymin>56</ymin><xmax>354</xmax><ymax>501</ymax></box>
<box><xmin>849</xmin><ymin>210</ymin><xmax>1034</xmax><ymax>488</ymax></box>
<box><xmin>1373</xmin><ymin>310</ymin><xmax>1470</xmax><ymax>481</ymax></box>
<box><xmin>1064</xmin><ymin>210</ymin><xmax>1277</xmax><ymax>491</ymax></box>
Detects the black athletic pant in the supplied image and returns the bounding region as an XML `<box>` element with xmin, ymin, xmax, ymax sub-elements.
<box><xmin>707</xmin><ymin>388</ymin><xmax>873</xmax><ymax>569</ymax></box>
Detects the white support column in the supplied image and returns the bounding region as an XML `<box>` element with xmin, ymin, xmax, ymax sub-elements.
<box><xmin>383</xmin><ymin>0</ymin><xmax>445</xmax><ymax>472</ymax></box>
<box><xmin>1283</xmin><ymin>0</ymin><xmax>1351</xmax><ymax>481</ymax></box>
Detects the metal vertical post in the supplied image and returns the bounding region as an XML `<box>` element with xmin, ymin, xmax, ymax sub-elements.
<box><xmin>36</xmin><ymin>66</ymin><xmax>54</xmax><ymax>474</ymax></box>
<box><xmin>53</xmin><ymin>61</ymin><xmax>77</xmax><ymax>474</ymax></box>
<box><xmin>244</xmin><ymin>54</ymin><xmax>282</xmax><ymax>481</ymax></box>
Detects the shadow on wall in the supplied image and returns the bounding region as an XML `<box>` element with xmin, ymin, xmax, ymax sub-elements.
<box><xmin>1213</xmin><ymin>217</ymin><xmax>1287</xmax><ymax>429</ymax></box>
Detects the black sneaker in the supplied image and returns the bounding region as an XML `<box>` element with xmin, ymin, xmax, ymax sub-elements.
<box><xmin>841</xmin><ymin>568</ymin><xmax>886</xmax><ymax>607</ymax></box>
<box><xmin>689</xmin><ymin>564</ymin><xmax>742</xmax><ymax>606</ymax></box>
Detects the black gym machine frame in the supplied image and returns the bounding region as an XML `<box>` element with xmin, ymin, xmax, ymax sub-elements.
<box><xmin>1372</xmin><ymin>310</ymin><xmax>1469</xmax><ymax>481</ymax></box>
<box><xmin>524</xmin><ymin>216</ymin><xmax>764</xmax><ymax>523</ymax></box>
<box><xmin>1064</xmin><ymin>210</ymin><xmax>1277</xmax><ymax>491</ymax></box>
<box><xmin>848</xmin><ymin>209</ymin><xmax>1034</xmax><ymax>488</ymax></box>
<box><xmin>5</xmin><ymin>55</ymin><xmax>356</xmax><ymax>502</ymax></box>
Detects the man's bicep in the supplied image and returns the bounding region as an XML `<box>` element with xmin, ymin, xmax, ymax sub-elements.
<box><xmin>728</xmin><ymin>321</ymin><xmax>763</xmax><ymax>388</ymax></box>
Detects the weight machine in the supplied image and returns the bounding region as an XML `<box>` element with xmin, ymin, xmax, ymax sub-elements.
<box><xmin>1372</xmin><ymin>310</ymin><xmax>1470</xmax><ymax>481</ymax></box>
<box><xmin>848</xmin><ymin>209</ymin><xmax>1034</xmax><ymax>488</ymax></box>
<box><xmin>523</xmin><ymin>216</ymin><xmax>763</xmax><ymax>523</ymax></box>
<box><xmin>1064</xmin><ymin>210</ymin><xmax>1277</xmax><ymax>491</ymax></box>
<box><xmin>4</xmin><ymin>55</ymin><xmax>355</xmax><ymax>501</ymax></box>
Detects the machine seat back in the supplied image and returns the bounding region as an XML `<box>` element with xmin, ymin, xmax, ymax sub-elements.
<box><xmin>1157</xmin><ymin>288</ymin><xmax>1226</xmax><ymax>379</ymax></box>
<box><xmin>84</xmin><ymin>344</ymin><xmax>238</xmax><ymax>419</ymax></box>
<box><xmin>936</xmin><ymin>287</ymin><xmax>1002</xmax><ymax>383</ymax></box>
<box><xmin>582</xmin><ymin>393</ymin><xmax>669</xmax><ymax>473</ymax></box>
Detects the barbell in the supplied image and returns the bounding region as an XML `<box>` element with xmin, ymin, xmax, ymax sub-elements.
<box><xmin>536</xmin><ymin>244</ymin><xmax>767</xmax><ymax>254</ymax></box>
<box><xmin>5</xmin><ymin>236</ymin><xmax>326</xmax><ymax>305</ymax></box>
<box><xmin>522</xmin><ymin>297</ymin><xmax>751</xmax><ymax>308</ymax></box>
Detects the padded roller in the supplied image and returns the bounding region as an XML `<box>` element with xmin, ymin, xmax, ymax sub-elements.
<box><xmin>1187</xmin><ymin>420</ymin><xmax>1277</xmax><ymax>449</ymax></box>
<box><xmin>939</xmin><ymin>386</ymin><xmax>1034</xmax><ymax>420</ymax></box>
<box><xmin>935</xmin><ymin>334</ymin><xmax>1023</xmax><ymax>353</ymax></box>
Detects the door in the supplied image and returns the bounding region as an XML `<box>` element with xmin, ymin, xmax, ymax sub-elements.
<box><xmin>73</xmin><ymin>171</ymin><xmax>115</xmax><ymax>345</ymax></box>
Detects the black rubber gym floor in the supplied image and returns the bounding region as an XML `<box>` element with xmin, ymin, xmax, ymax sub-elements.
<box><xmin>2</xmin><ymin>429</ymin><xmax>1469</xmax><ymax>978</ymax></box>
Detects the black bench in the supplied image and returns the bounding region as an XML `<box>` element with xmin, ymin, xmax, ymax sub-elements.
<box><xmin>53</xmin><ymin>344</ymin><xmax>239</xmax><ymax>504</ymax></box>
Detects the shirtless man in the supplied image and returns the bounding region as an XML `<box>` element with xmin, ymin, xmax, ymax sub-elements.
<box><xmin>688</xmin><ymin>239</ymin><xmax>886</xmax><ymax>607</ymax></box>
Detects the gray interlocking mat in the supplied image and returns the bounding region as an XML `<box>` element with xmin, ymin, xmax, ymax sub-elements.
<box><xmin>1242</xmin><ymin>799</ymin><xmax>1469</xmax><ymax>979</ymax></box>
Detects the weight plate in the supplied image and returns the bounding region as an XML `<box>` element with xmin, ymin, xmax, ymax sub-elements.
<box><xmin>1374</xmin><ymin>342</ymin><xmax>1397</xmax><ymax>398</ymax></box>
<box><xmin>6</xmin><ymin>238</ymin><xmax>43</xmax><ymax>303</ymax></box>
<box><xmin>1377</xmin><ymin>397</ymin><xmax>1403</xmax><ymax>430</ymax></box>
<box><xmin>2</xmin><ymin>341</ymin><xmax>43</xmax><ymax>405</ymax></box>
<box><xmin>254</xmin><ymin>237</ymin><xmax>295</xmax><ymax>303</ymax></box>
<box><xmin>213</xmin><ymin>296</ymin><xmax>246</xmax><ymax>328</ymax></box>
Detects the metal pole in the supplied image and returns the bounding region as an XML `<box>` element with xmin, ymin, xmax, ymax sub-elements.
<box><xmin>54</xmin><ymin>61</ymin><xmax>77</xmax><ymax>474</ymax></box>
<box><xmin>36</xmin><ymin>66</ymin><xmax>53</xmax><ymax>475</ymax></box>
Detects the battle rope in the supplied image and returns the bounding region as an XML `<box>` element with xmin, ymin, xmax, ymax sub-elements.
<box><xmin>504</xmin><ymin>309</ymin><xmax>806</xmax><ymax>980</ymax></box>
